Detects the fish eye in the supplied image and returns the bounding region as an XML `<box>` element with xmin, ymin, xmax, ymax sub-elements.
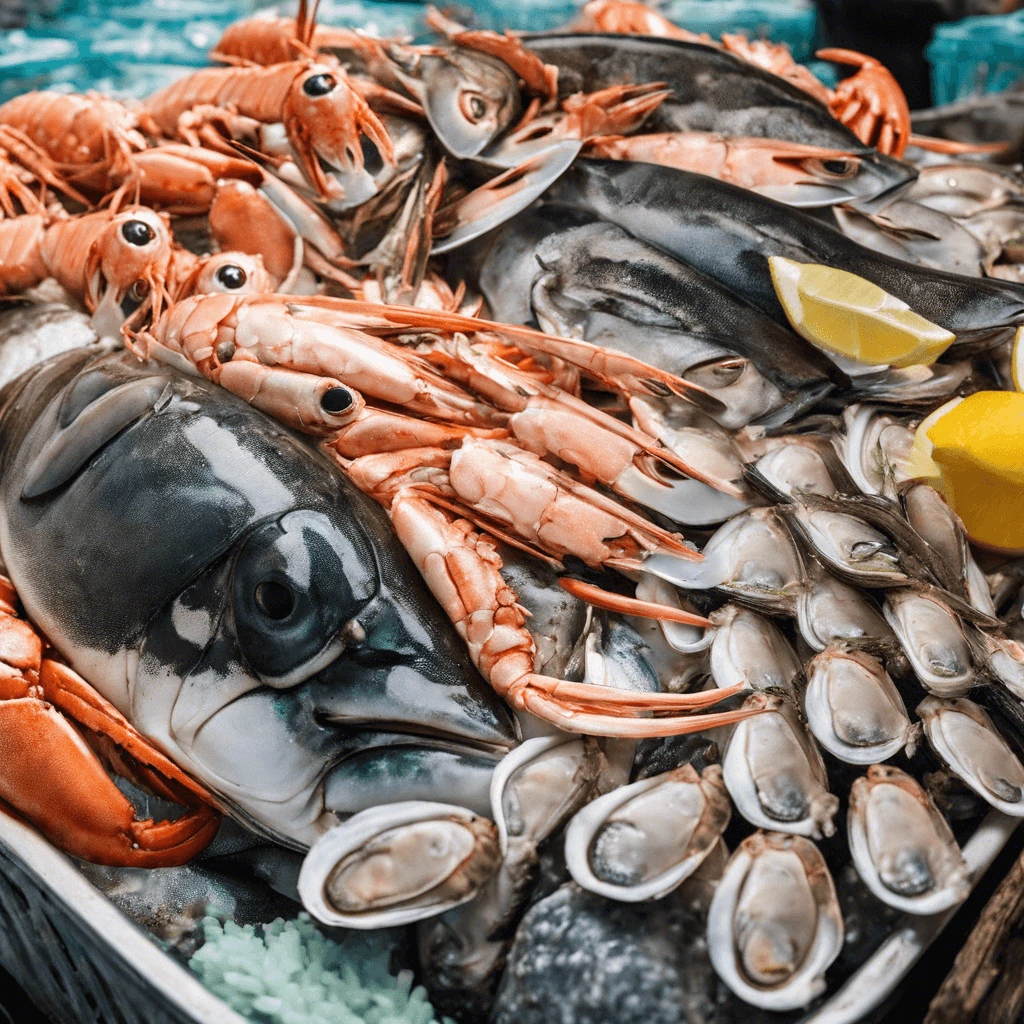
<box><xmin>460</xmin><ymin>92</ymin><xmax>489</xmax><ymax>123</ymax></box>
<box><xmin>122</xmin><ymin>219</ymin><xmax>155</xmax><ymax>246</ymax></box>
<box><xmin>232</xmin><ymin>511</ymin><xmax>375</xmax><ymax>681</ymax></box>
<box><xmin>814</xmin><ymin>158</ymin><xmax>857</xmax><ymax>178</ymax></box>
<box><xmin>130</xmin><ymin>279</ymin><xmax>149</xmax><ymax>300</ymax></box>
<box><xmin>254</xmin><ymin>580</ymin><xmax>295</xmax><ymax>620</ymax></box>
<box><xmin>216</xmin><ymin>263</ymin><xmax>247</xmax><ymax>290</ymax></box>
<box><xmin>321</xmin><ymin>387</ymin><xmax>353</xmax><ymax>413</ymax></box>
<box><xmin>303</xmin><ymin>72</ymin><xmax>337</xmax><ymax>97</ymax></box>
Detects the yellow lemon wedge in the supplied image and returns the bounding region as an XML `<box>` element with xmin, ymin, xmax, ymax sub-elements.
<box><xmin>1011</xmin><ymin>325</ymin><xmax>1024</xmax><ymax>391</ymax></box>
<box><xmin>769</xmin><ymin>256</ymin><xmax>956</xmax><ymax>368</ymax></box>
<box><xmin>914</xmin><ymin>390</ymin><xmax>1024</xmax><ymax>553</ymax></box>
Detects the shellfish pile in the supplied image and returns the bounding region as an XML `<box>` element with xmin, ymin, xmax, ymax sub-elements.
<box><xmin>2</xmin><ymin>3</ymin><xmax>1024</xmax><ymax>1023</ymax></box>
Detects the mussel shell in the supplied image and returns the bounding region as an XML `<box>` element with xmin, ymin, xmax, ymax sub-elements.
<box><xmin>841</xmin><ymin>404</ymin><xmax>915</xmax><ymax>500</ymax></box>
<box><xmin>796</xmin><ymin>569</ymin><xmax>894</xmax><ymax>652</ymax></box>
<box><xmin>786</xmin><ymin>503</ymin><xmax>908</xmax><ymax>587</ymax></box>
<box><xmin>564</xmin><ymin>763</ymin><xmax>730</xmax><ymax>902</ymax></box>
<box><xmin>709</xmin><ymin>604</ymin><xmax>801</xmax><ymax>698</ymax></box>
<box><xmin>645</xmin><ymin>508</ymin><xmax>804</xmax><ymax>611</ymax></box>
<box><xmin>723</xmin><ymin>694</ymin><xmax>839</xmax><ymax>838</ymax></box>
<box><xmin>805</xmin><ymin>649</ymin><xmax>917</xmax><ymax>764</ymax></box>
<box><xmin>490</xmin><ymin>735</ymin><xmax>600</xmax><ymax>857</ymax></box>
<box><xmin>707</xmin><ymin>831</ymin><xmax>843</xmax><ymax>1011</ymax></box>
<box><xmin>298</xmin><ymin>801</ymin><xmax>501</xmax><ymax>928</ymax></box>
<box><xmin>918</xmin><ymin>696</ymin><xmax>1024</xmax><ymax>816</ymax></box>
<box><xmin>884</xmin><ymin>589</ymin><xmax>975</xmax><ymax>695</ymax></box>
<box><xmin>848</xmin><ymin>765</ymin><xmax>970</xmax><ymax>915</ymax></box>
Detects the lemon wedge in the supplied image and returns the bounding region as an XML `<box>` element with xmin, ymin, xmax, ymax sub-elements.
<box><xmin>1011</xmin><ymin>325</ymin><xmax>1024</xmax><ymax>391</ymax></box>
<box><xmin>769</xmin><ymin>256</ymin><xmax>956</xmax><ymax>368</ymax></box>
<box><xmin>914</xmin><ymin>391</ymin><xmax>1024</xmax><ymax>553</ymax></box>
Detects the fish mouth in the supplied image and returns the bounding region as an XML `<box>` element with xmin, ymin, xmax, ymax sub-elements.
<box><xmin>757</xmin><ymin>181</ymin><xmax>875</xmax><ymax>208</ymax></box>
<box><xmin>841</xmin><ymin>151</ymin><xmax>919</xmax><ymax>214</ymax></box>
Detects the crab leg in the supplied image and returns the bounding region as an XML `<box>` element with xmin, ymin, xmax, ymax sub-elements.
<box><xmin>389</xmin><ymin>492</ymin><xmax>760</xmax><ymax>736</ymax></box>
<box><xmin>558</xmin><ymin>577</ymin><xmax>712</xmax><ymax>627</ymax></box>
<box><xmin>0</xmin><ymin>579</ymin><xmax>219</xmax><ymax>866</ymax></box>
<box><xmin>282</xmin><ymin>295</ymin><xmax>715</xmax><ymax>400</ymax></box>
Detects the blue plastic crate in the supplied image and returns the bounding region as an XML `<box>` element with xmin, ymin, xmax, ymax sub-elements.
<box><xmin>927</xmin><ymin>11</ymin><xmax>1024</xmax><ymax>105</ymax></box>
<box><xmin>664</xmin><ymin>0</ymin><xmax>817</xmax><ymax>61</ymax></box>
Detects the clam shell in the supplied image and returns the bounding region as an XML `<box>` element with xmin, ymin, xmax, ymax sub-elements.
<box><xmin>564</xmin><ymin>763</ymin><xmax>730</xmax><ymax>902</ymax></box>
<box><xmin>917</xmin><ymin>696</ymin><xmax>1024</xmax><ymax>816</ymax></box>
<box><xmin>722</xmin><ymin>694</ymin><xmax>839</xmax><ymax>838</ymax></box>
<box><xmin>709</xmin><ymin>604</ymin><xmax>801</xmax><ymax>698</ymax></box>
<box><xmin>848</xmin><ymin>765</ymin><xmax>970</xmax><ymax>915</ymax></box>
<box><xmin>796</xmin><ymin>569</ymin><xmax>894</xmax><ymax>652</ymax></box>
<box><xmin>707</xmin><ymin>831</ymin><xmax>844</xmax><ymax>1011</ymax></box>
<box><xmin>805</xmin><ymin>649</ymin><xmax>918</xmax><ymax>764</ymax></box>
<box><xmin>490</xmin><ymin>735</ymin><xmax>600</xmax><ymax>857</ymax></box>
<box><xmin>884</xmin><ymin>589</ymin><xmax>974</xmax><ymax>695</ymax></box>
<box><xmin>298</xmin><ymin>801</ymin><xmax>501</xmax><ymax>928</ymax></box>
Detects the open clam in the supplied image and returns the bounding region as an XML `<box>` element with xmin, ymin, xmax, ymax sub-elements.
<box><xmin>796</xmin><ymin>567</ymin><xmax>894</xmax><ymax>652</ymax></box>
<box><xmin>848</xmin><ymin>765</ymin><xmax>970</xmax><ymax>915</ymax></box>
<box><xmin>644</xmin><ymin>508</ymin><xmax>804</xmax><ymax>612</ymax></box>
<box><xmin>298</xmin><ymin>801</ymin><xmax>501</xmax><ymax>928</ymax></box>
<box><xmin>841</xmin><ymin>404</ymin><xmax>916</xmax><ymax>500</ymax></box>
<box><xmin>884</xmin><ymin>588</ymin><xmax>975</xmax><ymax>695</ymax></box>
<box><xmin>707</xmin><ymin>831</ymin><xmax>844</xmax><ymax>1011</ymax></box>
<box><xmin>722</xmin><ymin>693</ymin><xmax>839</xmax><ymax>838</ymax></box>
<box><xmin>805</xmin><ymin>648</ymin><xmax>919</xmax><ymax>764</ymax></box>
<box><xmin>490</xmin><ymin>735</ymin><xmax>601</xmax><ymax>858</ymax></box>
<box><xmin>917</xmin><ymin>696</ymin><xmax>1024</xmax><ymax>816</ymax></box>
<box><xmin>709</xmin><ymin>604</ymin><xmax>801</xmax><ymax>699</ymax></box>
<box><xmin>564</xmin><ymin>762</ymin><xmax>730</xmax><ymax>902</ymax></box>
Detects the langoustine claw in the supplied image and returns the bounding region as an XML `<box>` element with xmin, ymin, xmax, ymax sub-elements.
<box><xmin>0</xmin><ymin>576</ymin><xmax>219</xmax><ymax>865</ymax></box>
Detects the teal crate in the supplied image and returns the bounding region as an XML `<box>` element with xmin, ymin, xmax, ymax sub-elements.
<box><xmin>927</xmin><ymin>11</ymin><xmax>1024</xmax><ymax>105</ymax></box>
<box><xmin>664</xmin><ymin>0</ymin><xmax>817</xmax><ymax>61</ymax></box>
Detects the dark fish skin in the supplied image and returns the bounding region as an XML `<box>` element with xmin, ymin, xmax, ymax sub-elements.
<box><xmin>546</xmin><ymin>159</ymin><xmax>1024</xmax><ymax>345</ymax></box>
<box><xmin>0</xmin><ymin>347</ymin><xmax>514</xmax><ymax>844</ymax></box>
<box><xmin>477</xmin><ymin>204</ymin><xmax>840</xmax><ymax>401</ymax></box>
<box><xmin>524</xmin><ymin>35</ymin><xmax>910</xmax><ymax>177</ymax></box>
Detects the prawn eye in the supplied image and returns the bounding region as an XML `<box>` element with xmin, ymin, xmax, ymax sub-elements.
<box><xmin>461</xmin><ymin>92</ymin><xmax>488</xmax><ymax>122</ymax></box>
<box><xmin>321</xmin><ymin>387</ymin><xmax>353</xmax><ymax>413</ymax></box>
<box><xmin>303</xmin><ymin>72</ymin><xmax>337</xmax><ymax>97</ymax></box>
<box><xmin>122</xmin><ymin>219</ymin><xmax>155</xmax><ymax>246</ymax></box>
<box><xmin>216</xmin><ymin>263</ymin><xmax>247</xmax><ymax>290</ymax></box>
<box><xmin>254</xmin><ymin>581</ymin><xmax>295</xmax><ymax>620</ymax></box>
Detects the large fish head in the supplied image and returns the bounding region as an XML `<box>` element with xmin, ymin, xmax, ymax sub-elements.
<box><xmin>0</xmin><ymin>347</ymin><xmax>516</xmax><ymax>850</ymax></box>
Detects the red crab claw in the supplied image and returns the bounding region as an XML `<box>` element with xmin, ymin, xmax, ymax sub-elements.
<box><xmin>817</xmin><ymin>48</ymin><xmax>911</xmax><ymax>159</ymax></box>
<box><xmin>0</xmin><ymin>577</ymin><xmax>220</xmax><ymax>866</ymax></box>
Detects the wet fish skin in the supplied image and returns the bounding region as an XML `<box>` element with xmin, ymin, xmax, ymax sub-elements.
<box><xmin>547</xmin><ymin>159</ymin><xmax>1024</xmax><ymax>344</ymax></box>
<box><xmin>478</xmin><ymin>205</ymin><xmax>839</xmax><ymax>401</ymax></box>
<box><xmin>521</xmin><ymin>33</ymin><xmax>915</xmax><ymax>209</ymax></box>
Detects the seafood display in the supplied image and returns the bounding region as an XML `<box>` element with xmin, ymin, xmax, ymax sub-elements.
<box><xmin>4</xmin><ymin>4</ymin><xmax>1024</xmax><ymax>1024</ymax></box>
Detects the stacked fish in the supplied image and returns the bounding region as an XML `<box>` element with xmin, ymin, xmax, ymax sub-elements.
<box><xmin>4</xmin><ymin>3</ymin><xmax>1024</xmax><ymax>1022</ymax></box>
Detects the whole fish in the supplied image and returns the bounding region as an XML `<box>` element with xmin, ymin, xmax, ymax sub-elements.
<box><xmin>517</xmin><ymin>33</ymin><xmax>914</xmax><ymax>209</ymax></box>
<box><xmin>546</xmin><ymin>159</ymin><xmax>1024</xmax><ymax>346</ymax></box>
<box><xmin>0</xmin><ymin>345</ymin><xmax>516</xmax><ymax>849</ymax></box>
<box><xmin>476</xmin><ymin>204</ymin><xmax>838</xmax><ymax>422</ymax></box>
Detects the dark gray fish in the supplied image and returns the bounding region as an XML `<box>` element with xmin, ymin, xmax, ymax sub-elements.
<box><xmin>521</xmin><ymin>33</ymin><xmax>915</xmax><ymax>207</ymax></box>
<box><xmin>546</xmin><ymin>159</ymin><xmax>1024</xmax><ymax>347</ymax></box>
<box><xmin>0</xmin><ymin>346</ymin><xmax>515</xmax><ymax>849</ymax></box>
<box><xmin>476</xmin><ymin>204</ymin><xmax>838</xmax><ymax>421</ymax></box>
